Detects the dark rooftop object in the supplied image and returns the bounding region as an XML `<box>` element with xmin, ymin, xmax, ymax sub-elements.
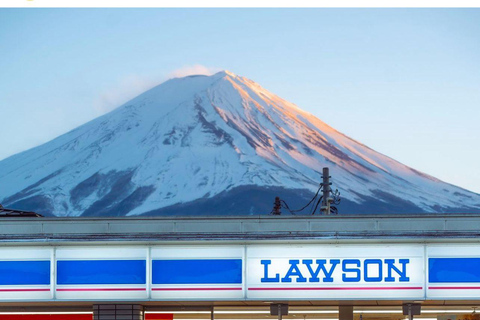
<box><xmin>0</xmin><ymin>204</ymin><xmax>43</xmax><ymax>217</ymax></box>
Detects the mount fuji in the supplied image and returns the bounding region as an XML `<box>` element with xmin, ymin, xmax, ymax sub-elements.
<box><xmin>1</xmin><ymin>71</ymin><xmax>479</xmax><ymax>217</ymax></box>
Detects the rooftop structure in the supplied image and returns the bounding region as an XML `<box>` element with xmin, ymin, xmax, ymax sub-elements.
<box><xmin>1</xmin><ymin>214</ymin><xmax>480</xmax><ymax>242</ymax></box>
<box><xmin>0</xmin><ymin>204</ymin><xmax>43</xmax><ymax>218</ymax></box>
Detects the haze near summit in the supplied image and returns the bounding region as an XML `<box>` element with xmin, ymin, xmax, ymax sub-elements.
<box><xmin>0</xmin><ymin>9</ymin><xmax>479</xmax><ymax>194</ymax></box>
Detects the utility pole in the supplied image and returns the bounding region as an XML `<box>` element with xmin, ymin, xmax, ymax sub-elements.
<box><xmin>321</xmin><ymin>167</ymin><xmax>331</xmax><ymax>215</ymax></box>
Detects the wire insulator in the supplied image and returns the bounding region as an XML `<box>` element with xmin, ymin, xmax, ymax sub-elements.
<box><xmin>272</xmin><ymin>196</ymin><xmax>282</xmax><ymax>215</ymax></box>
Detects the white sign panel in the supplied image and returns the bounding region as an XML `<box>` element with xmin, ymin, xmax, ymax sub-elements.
<box><xmin>0</xmin><ymin>247</ymin><xmax>53</xmax><ymax>301</ymax></box>
<box><xmin>55</xmin><ymin>247</ymin><xmax>148</xmax><ymax>300</ymax></box>
<box><xmin>427</xmin><ymin>245</ymin><xmax>480</xmax><ymax>299</ymax></box>
<box><xmin>7</xmin><ymin>242</ymin><xmax>480</xmax><ymax>301</ymax></box>
<box><xmin>246</xmin><ymin>244</ymin><xmax>425</xmax><ymax>300</ymax></box>
<box><xmin>150</xmin><ymin>246</ymin><xmax>244</xmax><ymax>300</ymax></box>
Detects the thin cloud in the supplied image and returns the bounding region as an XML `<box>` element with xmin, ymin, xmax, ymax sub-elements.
<box><xmin>168</xmin><ymin>65</ymin><xmax>222</xmax><ymax>78</ymax></box>
<box><xmin>93</xmin><ymin>75</ymin><xmax>160</xmax><ymax>114</ymax></box>
<box><xmin>93</xmin><ymin>65</ymin><xmax>221</xmax><ymax>114</ymax></box>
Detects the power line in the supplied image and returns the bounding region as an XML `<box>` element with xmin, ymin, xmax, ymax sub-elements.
<box><xmin>269</xmin><ymin>167</ymin><xmax>340</xmax><ymax>216</ymax></box>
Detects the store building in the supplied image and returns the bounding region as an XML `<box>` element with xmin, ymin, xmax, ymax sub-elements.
<box><xmin>1</xmin><ymin>215</ymin><xmax>480</xmax><ymax>320</ymax></box>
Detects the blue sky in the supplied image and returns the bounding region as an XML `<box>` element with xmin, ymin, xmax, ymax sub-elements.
<box><xmin>1</xmin><ymin>8</ymin><xmax>479</xmax><ymax>193</ymax></box>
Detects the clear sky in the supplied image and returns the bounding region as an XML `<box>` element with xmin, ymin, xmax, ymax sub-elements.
<box><xmin>1</xmin><ymin>8</ymin><xmax>479</xmax><ymax>193</ymax></box>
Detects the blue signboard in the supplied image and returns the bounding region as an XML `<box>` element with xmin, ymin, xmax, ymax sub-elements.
<box><xmin>0</xmin><ymin>261</ymin><xmax>50</xmax><ymax>285</ymax></box>
<box><xmin>57</xmin><ymin>260</ymin><xmax>146</xmax><ymax>285</ymax></box>
<box><xmin>152</xmin><ymin>259</ymin><xmax>242</xmax><ymax>284</ymax></box>
<box><xmin>429</xmin><ymin>258</ymin><xmax>480</xmax><ymax>283</ymax></box>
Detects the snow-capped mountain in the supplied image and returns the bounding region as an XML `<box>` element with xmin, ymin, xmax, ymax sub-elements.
<box><xmin>1</xmin><ymin>71</ymin><xmax>479</xmax><ymax>216</ymax></box>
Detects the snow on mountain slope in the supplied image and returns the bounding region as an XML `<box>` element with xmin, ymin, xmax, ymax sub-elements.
<box><xmin>1</xmin><ymin>71</ymin><xmax>479</xmax><ymax>216</ymax></box>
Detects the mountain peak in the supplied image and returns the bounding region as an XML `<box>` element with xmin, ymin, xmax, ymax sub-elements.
<box><xmin>214</xmin><ymin>70</ymin><xmax>237</xmax><ymax>78</ymax></box>
<box><xmin>168</xmin><ymin>70</ymin><xmax>237</xmax><ymax>82</ymax></box>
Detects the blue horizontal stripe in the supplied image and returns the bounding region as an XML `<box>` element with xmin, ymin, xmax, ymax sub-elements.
<box><xmin>152</xmin><ymin>259</ymin><xmax>242</xmax><ymax>284</ymax></box>
<box><xmin>0</xmin><ymin>261</ymin><xmax>50</xmax><ymax>285</ymax></box>
<box><xmin>57</xmin><ymin>260</ymin><xmax>146</xmax><ymax>285</ymax></box>
<box><xmin>429</xmin><ymin>258</ymin><xmax>480</xmax><ymax>283</ymax></box>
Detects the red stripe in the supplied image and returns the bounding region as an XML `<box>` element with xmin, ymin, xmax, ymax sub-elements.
<box><xmin>429</xmin><ymin>286</ymin><xmax>480</xmax><ymax>290</ymax></box>
<box><xmin>146</xmin><ymin>314</ymin><xmax>174</xmax><ymax>320</ymax></box>
<box><xmin>152</xmin><ymin>287</ymin><xmax>242</xmax><ymax>291</ymax></box>
<box><xmin>57</xmin><ymin>288</ymin><xmax>146</xmax><ymax>291</ymax></box>
<box><xmin>248</xmin><ymin>286</ymin><xmax>422</xmax><ymax>291</ymax></box>
<box><xmin>0</xmin><ymin>289</ymin><xmax>50</xmax><ymax>292</ymax></box>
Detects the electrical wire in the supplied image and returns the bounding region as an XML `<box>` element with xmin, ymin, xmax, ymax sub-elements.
<box><xmin>280</xmin><ymin>200</ymin><xmax>296</xmax><ymax>215</ymax></box>
<box><xmin>280</xmin><ymin>184</ymin><xmax>323</xmax><ymax>215</ymax></box>
<box><xmin>311</xmin><ymin>195</ymin><xmax>323</xmax><ymax>215</ymax></box>
<box><xmin>273</xmin><ymin>176</ymin><xmax>341</xmax><ymax>215</ymax></box>
<box><xmin>291</xmin><ymin>184</ymin><xmax>322</xmax><ymax>212</ymax></box>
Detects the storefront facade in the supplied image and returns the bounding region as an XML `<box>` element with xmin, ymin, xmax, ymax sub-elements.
<box><xmin>1</xmin><ymin>215</ymin><xmax>480</xmax><ymax>320</ymax></box>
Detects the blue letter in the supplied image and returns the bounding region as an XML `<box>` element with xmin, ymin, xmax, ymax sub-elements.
<box><xmin>302</xmin><ymin>259</ymin><xmax>339</xmax><ymax>283</ymax></box>
<box><xmin>342</xmin><ymin>259</ymin><xmax>361</xmax><ymax>282</ymax></box>
<box><xmin>384</xmin><ymin>259</ymin><xmax>410</xmax><ymax>282</ymax></box>
<box><xmin>364</xmin><ymin>259</ymin><xmax>383</xmax><ymax>282</ymax></box>
<box><xmin>281</xmin><ymin>260</ymin><xmax>307</xmax><ymax>283</ymax></box>
<box><xmin>261</xmin><ymin>260</ymin><xmax>279</xmax><ymax>283</ymax></box>
<box><xmin>303</xmin><ymin>260</ymin><xmax>320</xmax><ymax>282</ymax></box>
